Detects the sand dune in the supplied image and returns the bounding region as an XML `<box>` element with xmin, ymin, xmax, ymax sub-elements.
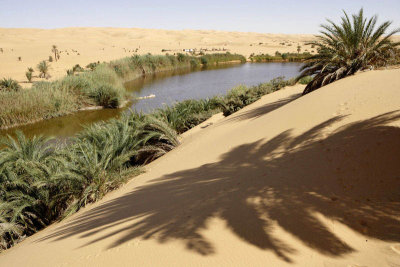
<box><xmin>0</xmin><ymin>28</ymin><xmax>316</xmax><ymax>85</ymax></box>
<box><xmin>1</xmin><ymin>68</ymin><xmax>400</xmax><ymax>266</ymax></box>
<box><xmin>1</xmin><ymin>27</ymin><xmax>399</xmax><ymax>87</ymax></box>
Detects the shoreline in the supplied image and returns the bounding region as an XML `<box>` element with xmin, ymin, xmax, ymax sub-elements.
<box><xmin>0</xmin><ymin>55</ymin><xmax>245</xmax><ymax>131</ymax></box>
<box><xmin>248</xmin><ymin>58</ymin><xmax>306</xmax><ymax>63</ymax></box>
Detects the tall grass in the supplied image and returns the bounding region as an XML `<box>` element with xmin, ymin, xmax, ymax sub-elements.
<box><xmin>0</xmin><ymin>83</ymin><xmax>83</xmax><ymax>128</ymax></box>
<box><xmin>199</xmin><ymin>52</ymin><xmax>246</xmax><ymax>66</ymax></box>
<box><xmin>250</xmin><ymin>52</ymin><xmax>311</xmax><ymax>62</ymax></box>
<box><xmin>109</xmin><ymin>52</ymin><xmax>246</xmax><ymax>80</ymax></box>
<box><xmin>0</xmin><ymin>53</ymin><xmax>246</xmax><ymax>129</ymax></box>
<box><xmin>73</xmin><ymin>65</ymin><xmax>126</xmax><ymax>108</ymax></box>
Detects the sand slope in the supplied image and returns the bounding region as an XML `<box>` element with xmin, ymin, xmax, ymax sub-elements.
<box><xmin>0</xmin><ymin>28</ymin><xmax>316</xmax><ymax>85</ymax></box>
<box><xmin>1</xmin><ymin>69</ymin><xmax>400</xmax><ymax>266</ymax></box>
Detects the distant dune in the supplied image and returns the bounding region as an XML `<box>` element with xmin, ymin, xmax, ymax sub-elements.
<box><xmin>1</xmin><ymin>68</ymin><xmax>400</xmax><ymax>266</ymax></box>
<box><xmin>0</xmin><ymin>28</ymin><xmax>317</xmax><ymax>85</ymax></box>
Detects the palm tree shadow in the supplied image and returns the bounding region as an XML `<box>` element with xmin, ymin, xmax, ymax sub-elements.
<box><xmin>39</xmin><ymin>111</ymin><xmax>400</xmax><ymax>262</ymax></box>
<box><xmin>223</xmin><ymin>93</ymin><xmax>301</xmax><ymax>123</ymax></box>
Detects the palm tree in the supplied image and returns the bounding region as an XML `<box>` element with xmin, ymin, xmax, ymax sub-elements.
<box><xmin>37</xmin><ymin>60</ymin><xmax>49</xmax><ymax>78</ymax></box>
<box><xmin>63</xmin><ymin>112</ymin><xmax>178</xmax><ymax>214</ymax></box>
<box><xmin>0</xmin><ymin>112</ymin><xmax>180</xmax><ymax>249</ymax></box>
<box><xmin>51</xmin><ymin>45</ymin><xmax>58</xmax><ymax>62</ymax></box>
<box><xmin>297</xmin><ymin>9</ymin><xmax>400</xmax><ymax>95</ymax></box>
<box><xmin>0</xmin><ymin>78</ymin><xmax>21</xmax><ymax>91</ymax></box>
<box><xmin>25</xmin><ymin>71</ymin><xmax>32</xmax><ymax>82</ymax></box>
<box><xmin>0</xmin><ymin>132</ymin><xmax>70</xmax><ymax>249</ymax></box>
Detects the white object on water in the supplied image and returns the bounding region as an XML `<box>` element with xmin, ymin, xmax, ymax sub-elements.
<box><xmin>136</xmin><ymin>94</ymin><xmax>156</xmax><ymax>100</ymax></box>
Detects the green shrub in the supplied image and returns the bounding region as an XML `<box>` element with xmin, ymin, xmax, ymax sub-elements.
<box><xmin>220</xmin><ymin>85</ymin><xmax>260</xmax><ymax>116</ymax></box>
<box><xmin>25</xmin><ymin>71</ymin><xmax>32</xmax><ymax>82</ymax></box>
<box><xmin>89</xmin><ymin>84</ymin><xmax>120</xmax><ymax>108</ymax></box>
<box><xmin>270</xmin><ymin>76</ymin><xmax>288</xmax><ymax>91</ymax></box>
<box><xmin>86</xmin><ymin>62</ymin><xmax>99</xmax><ymax>70</ymax></box>
<box><xmin>156</xmin><ymin>98</ymin><xmax>221</xmax><ymax>133</ymax></box>
<box><xmin>220</xmin><ymin>77</ymin><xmax>292</xmax><ymax>116</ymax></box>
<box><xmin>249</xmin><ymin>52</ymin><xmax>311</xmax><ymax>62</ymax></box>
<box><xmin>37</xmin><ymin>61</ymin><xmax>50</xmax><ymax>78</ymax></box>
<box><xmin>177</xmin><ymin>53</ymin><xmax>186</xmax><ymax>62</ymax></box>
<box><xmin>72</xmin><ymin>64</ymin><xmax>84</xmax><ymax>72</ymax></box>
<box><xmin>200</xmin><ymin>53</ymin><xmax>246</xmax><ymax>65</ymax></box>
<box><xmin>200</xmin><ymin>56</ymin><xmax>209</xmax><ymax>65</ymax></box>
<box><xmin>298</xmin><ymin>76</ymin><xmax>313</xmax><ymax>85</ymax></box>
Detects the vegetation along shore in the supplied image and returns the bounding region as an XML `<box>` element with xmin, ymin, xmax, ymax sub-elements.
<box><xmin>0</xmin><ymin>75</ymin><xmax>296</xmax><ymax>251</ymax></box>
<box><xmin>0</xmin><ymin>52</ymin><xmax>246</xmax><ymax>129</ymax></box>
<box><xmin>249</xmin><ymin>51</ymin><xmax>312</xmax><ymax>62</ymax></box>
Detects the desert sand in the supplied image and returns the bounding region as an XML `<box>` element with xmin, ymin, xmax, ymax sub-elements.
<box><xmin>1</xmin><ymin>68</ymin><xmax>400</xmax><ymax>266</ymax></box>
<box><xmin>0</xmin><ymin>28</ymin><xmax>316</xmax><ymax>85</ymax></box>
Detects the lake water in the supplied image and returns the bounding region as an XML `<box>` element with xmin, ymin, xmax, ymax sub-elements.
<box><xmin>1</xmin><ymin>62</ymin><xmax>302</xmax><ymax>139</ymax></box>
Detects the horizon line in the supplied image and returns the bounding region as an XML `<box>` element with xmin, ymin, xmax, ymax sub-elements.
<box><xmin>0</xmin><ymin>26</ymin><xmax>318</xmax><ymax>35</ymax></box>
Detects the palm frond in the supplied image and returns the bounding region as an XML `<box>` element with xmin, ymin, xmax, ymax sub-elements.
<box><xmin>297</xmin><ymin>8</ymin><xmax>400</xmax><ymax>94</ymax></box>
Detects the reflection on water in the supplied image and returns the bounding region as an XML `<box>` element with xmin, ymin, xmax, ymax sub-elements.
<box><xmin>1</xmin><ymin>63</ymin><xmax>302</xmax><ymax>139</ymax></box>
<box><xmin>0</xmin><ymin>109</ymin><xmax>123</xmax><ymax>140</ymax></box>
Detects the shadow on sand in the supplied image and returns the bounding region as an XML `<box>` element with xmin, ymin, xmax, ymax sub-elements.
<box><xmin>39</xmin><ymin>111</ymin><xmax>400</xmax><ymax>262</ymax></box>
<box><xmin>223</xmin><ymin>93</ymin><xmax>302</xmax><ymax>123</ymax></box>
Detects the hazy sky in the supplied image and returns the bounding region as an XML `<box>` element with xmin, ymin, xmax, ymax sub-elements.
<box><xmin>1</xmin><ymin>0</ymin><xmax>399</xmax><ymax>33</ymax></box>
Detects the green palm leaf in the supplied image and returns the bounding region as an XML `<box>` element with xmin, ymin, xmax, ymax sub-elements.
<box><xmin>297</xmin><ymin>8</ymin><xmax>399</xmax><ymax>94</ymax></box>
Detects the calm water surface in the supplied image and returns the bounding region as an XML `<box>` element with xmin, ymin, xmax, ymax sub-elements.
<box><xmin>1</xmin><ymin>63</ymin><xmax>302</xmax><ymax>139</ymax></box>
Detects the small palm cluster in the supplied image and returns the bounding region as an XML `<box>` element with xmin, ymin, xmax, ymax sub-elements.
<box><xmin>0</xmin><ymin>133</ymin><xmax>71</xmax><ymax>249</ymax></box>
<box><xmin>0</xmin><ymin>111</ymin><xmax>179</xmax><ymax>250</ymax></box>
<box><xmin>37</xmin><ymin>60</ymin><xmax>50</xmax><ymax>79</ymax></box>
<box><xmin>0</xmin><ymin>78</ymin><xmax>21</xmax><ymax>92</ymax></box>
<box><xmin>298</xmin><ymin>9</ymin><xmax>400</xmax><ymax>95</ymax></box>
<box><xmin>25</xmin><ymin>67</ymin><xmax>34</xmax><ymax>83</ymax></box>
